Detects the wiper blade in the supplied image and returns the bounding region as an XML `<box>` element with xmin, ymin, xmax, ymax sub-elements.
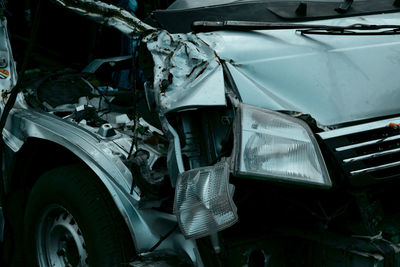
<box><xmin>192</xmin><ymin>21</ymin><xmax>335</xmax><ymax>32</ymax></box>
<box><xmin>299</xmin><ymin>27</ymin><xmax>400</xmax><ymax>35</ymax></box>
<box><xmin>191</xmin><ymin>20</ymin><xmax>400</xmax><ymax>35</ymax></box>
<box><xmin>298</xmin><ymin>23</ymin><xmax>400</xmax><ymax>35</ymax></box>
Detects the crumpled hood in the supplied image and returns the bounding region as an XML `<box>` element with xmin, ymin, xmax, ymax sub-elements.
<box><xmin>207</xmin><ymin>13</ymin><xmax>400</xmax><ymax>126</ymax></box>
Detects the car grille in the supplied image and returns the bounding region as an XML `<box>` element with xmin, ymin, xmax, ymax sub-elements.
<box><xmin>317</xmin><ymin>117</ymin><xmax>400</xmax><ymax>186</ymax></box>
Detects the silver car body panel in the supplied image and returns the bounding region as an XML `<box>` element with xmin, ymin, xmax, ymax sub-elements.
<box><xmin>2</xmin><ymin>107</ymin><xmax>200</xmax><ymax>263</ymax></box>
<box><xmin>147</xmin><ymin>13</ymin><xmax>400</xmax><ymax>128</ymax></box>
<box><xmin>56</xmin><ymin>1</ymin><xmax>400</xmax><ymax>128</ymax></box>
<box><xmin>0</xmin><ymin>2</ymin><xmax>200</xmax><ymax>263</ymax></box>
<box><xmin>3</xmin><ymin>0</ymin><xmax>400</xmax><ymax>265</ymax></box>
<box><xmin>210</xmin><ymin>13</ymin><xmax>400</xmax><ymax>126</ymax></box>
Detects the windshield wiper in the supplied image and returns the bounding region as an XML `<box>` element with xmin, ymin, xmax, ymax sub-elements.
<box><xmin>191</xmin><ymin>21</ymin><xmax>400</xmax><ymax>35</ymax></box>
<box><xmin>299</xmin><ymin>23</ymin><xmax>400</xmax><ymax>35</ymax></box>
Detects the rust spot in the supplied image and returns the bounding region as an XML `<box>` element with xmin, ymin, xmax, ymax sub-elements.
<box><xmin>213</xmin><ymin>51</ymin><xmax>222</xmax><ymax>62</ymax></box>
<box><xmin>389</xmin><ymin>122</ymin><xmax>400</xmax><ymax>131</ymax></box>
<box><xmin>1</xmin><ymin>90</ymin><xmax>8</xmax><ymax>102</ymax></box>
<box><xmin>166</xmin><ymin>32</ymin><xmax>174</xmax><ymax>42</ymax></box>
<box><xmin>195</xmin><ymin>35</ymin><xmax>210</xmax><ymax>48</ymax></box>
<box><xmin>184</xmin><ymin>43</ymin><xmax>189</xmax><ymax>57</ymax></box>
<box><xmin>195</xmin><ymin>65</ymin><xmax>207</xmax><ymax>79</ymax></box>
<box><xmin>168</xmin><ymin>51</ymin><xmax>174</xmax><ymax>60</ymax></box>
<box><xmin>186</xmin><ymin>65</ymin><xmax>198</xmax><ymax>78</ymax></box>
<box><xmin>144</xmin><ymin>135</ymin><xmax>160</xmax><ymax>146</ymax></box>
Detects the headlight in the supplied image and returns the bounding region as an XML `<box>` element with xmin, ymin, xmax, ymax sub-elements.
<box><xmin>173</xmin><ymin>160</ymin><xmax>238</xmax><ymax>239</ymax></box>
<box><xmin>234</xmin><ymin>104</ymin><xmax>331</xmax><ymax>187</ymax></box>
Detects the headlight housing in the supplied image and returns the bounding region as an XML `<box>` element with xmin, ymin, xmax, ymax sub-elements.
<box><xmin>234</xmin><ymin>104</ymin><xmax>331</xmax><ymax>187</ymax></box>
<box><xmin>173</xmin><ymin>160</ymin><xmax>238</xmax><ymax>239</ymax></box>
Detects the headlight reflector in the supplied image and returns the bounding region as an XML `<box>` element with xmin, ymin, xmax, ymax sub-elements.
<box><xmin>235</xmin><ymin>104</ymin><xmax>331</xmax><ymax>187</ymax></box>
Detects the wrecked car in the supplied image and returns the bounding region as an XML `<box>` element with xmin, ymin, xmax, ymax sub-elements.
<box><xmin>2</xmin><ymin>0</ymin><xmax>400</xmax><ymax>266</ymax></box>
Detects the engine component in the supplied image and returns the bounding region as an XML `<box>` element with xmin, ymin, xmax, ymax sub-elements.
<box><xmin>127</xmin><ymin>150</ymin><xmax>168</xmax><ymax>200</ymax></box>
<box><xmin>97</xmin><ymin>123</ymin><xmax>117</xmax><ymax>138</ymax></box>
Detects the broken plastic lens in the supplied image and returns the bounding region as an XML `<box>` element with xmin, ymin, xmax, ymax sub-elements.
<box><xmin>173</xmin><ymin>160</ymin><xmax>238</xmax><ymax>239</ymax></box>
<box><xmin>236</xmin><ymin>104</ymin><xmax>331</xmax><ymax>187</ymax></box>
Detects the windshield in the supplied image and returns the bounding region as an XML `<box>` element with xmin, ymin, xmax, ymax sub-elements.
<box><xmin>168</xmin><ymin>0</ymin><xmax>346</xmax><ymax>10</ymax></box>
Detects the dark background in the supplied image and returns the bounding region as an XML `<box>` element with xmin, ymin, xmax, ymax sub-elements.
<box><xmin>5</xmin><ymin>0</ymin><xmax>174</xmax><ymax>73</ymax></box>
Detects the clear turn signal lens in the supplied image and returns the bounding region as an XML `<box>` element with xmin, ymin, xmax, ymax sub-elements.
<box><xmin>173</xmin><ymin>160</ymin><xmax>238</xmax><ymax>239</ymax></box>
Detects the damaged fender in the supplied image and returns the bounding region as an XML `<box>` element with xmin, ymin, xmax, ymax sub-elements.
<box><xmin>54</xmin><ymin>0</ymin><xmax>227</xmax><ymax>113</ymax></box>
<box><xmin>3</xmin><ymin>108</ymin><xmax>200</xmax><ymax>259</ymax></box>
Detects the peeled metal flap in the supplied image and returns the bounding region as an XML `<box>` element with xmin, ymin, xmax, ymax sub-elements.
<box><xmin>146</xmin><ymin>30</ymin><xmax>226</xmax><ymax>112</ymax></box>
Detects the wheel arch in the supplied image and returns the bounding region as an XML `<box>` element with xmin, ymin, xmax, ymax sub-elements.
<box><xmin>4</xmin><ymin>137</ymin><xmax>142</xmax><ymax>252</ymax></box>
<box><xmin>3</xmin><ymin>109</ymin><xmax>191</xmax><ymax>255</ymax></box>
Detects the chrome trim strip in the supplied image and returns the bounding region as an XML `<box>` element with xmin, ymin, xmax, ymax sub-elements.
<box><xmin>317</xmin><ymin>117</ymin><xmax>400</xmax><ymax>140</ymax></box>
<box><xmin>335</xmin><ymin>135</ymin><xmax>400</xmax><ymax>152</ymax></box>
<box><xmin>351</xmin><ymin>161</ymin><xmax>400</xmax><ymax>176</ymax></box>
<box><xmin>343</xmin><ymin>147</ymin><xmax>400</xmax><ymax>163</ymax></box>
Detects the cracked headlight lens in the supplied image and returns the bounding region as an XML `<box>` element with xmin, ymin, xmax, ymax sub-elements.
<box><xmin>234</xmin><ymin>104</ymin><xmax>331</xmax><ymax>187</ymax></box>
<box><xmin>173</xmin><ymin>160</ymin><xmax>238</xmax><ymax>239</ymax></box>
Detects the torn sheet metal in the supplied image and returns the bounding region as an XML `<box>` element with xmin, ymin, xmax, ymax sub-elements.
<box><xmin>53</xmin><ymin>0</ymin><xmax>154</xmax><ymax>35</ymax></box>
<box><xmin>145</xmin><ymin>31</ymin><xmax>226</xmax><ymax>112</ymax></box>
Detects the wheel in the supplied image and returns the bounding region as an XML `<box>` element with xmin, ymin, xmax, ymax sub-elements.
<box><xmin>23</xmin><ymin>165</ymin><xmax>135</xmax><ymax>266</ymax></box>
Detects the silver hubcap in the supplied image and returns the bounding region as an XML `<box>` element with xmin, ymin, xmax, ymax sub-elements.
<box><xmin>37</xmin><ymin>205</ymin><xmax>88</xmax><ymax>267</ymax></box>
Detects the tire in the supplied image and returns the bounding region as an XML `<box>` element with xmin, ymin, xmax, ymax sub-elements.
<box><xmin>23</xmin><ymin>165</ymin><xmax>135</xmax><ymax>267</ymax></box>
